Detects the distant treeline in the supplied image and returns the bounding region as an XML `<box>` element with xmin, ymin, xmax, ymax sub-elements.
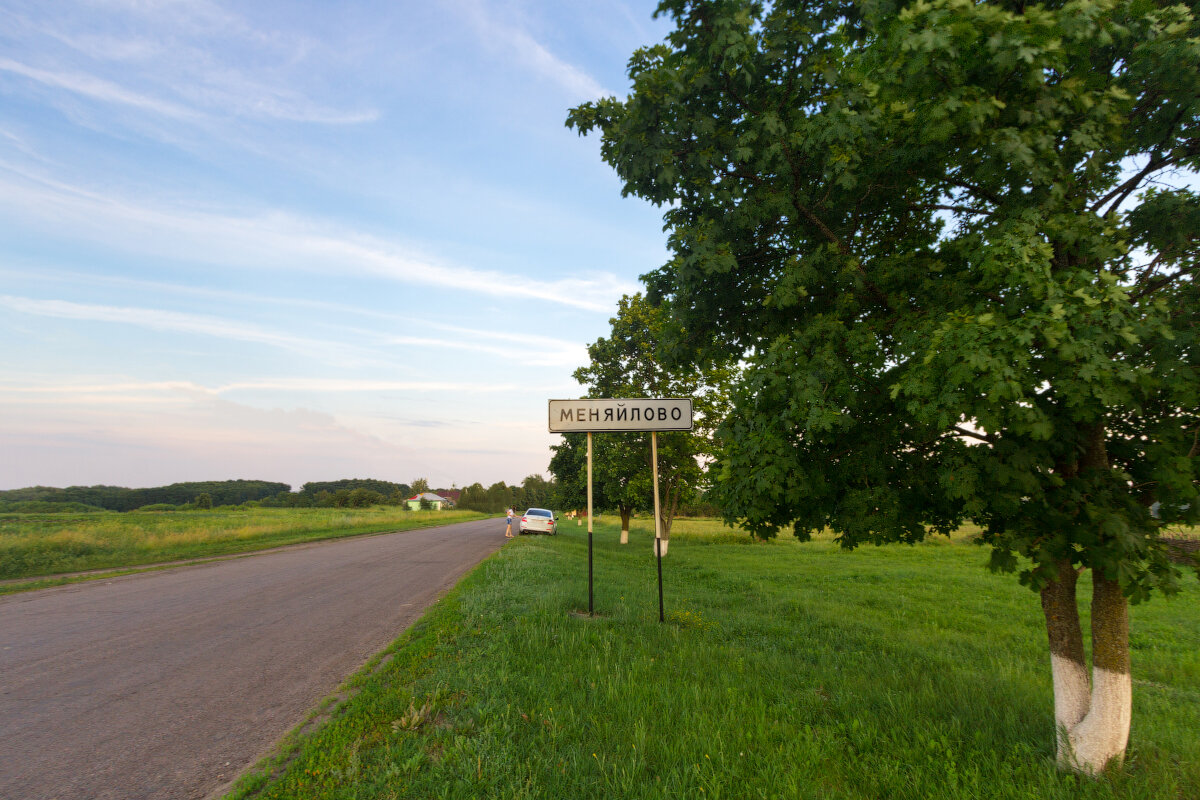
<box><xmin>300</xmin><ymin>479</ymin><xmax>410</xmax><ymax>499</ymax></box>
<box><xmin>0</xmin><ymin>480</ymin><xmax>288</xmax><ymax>512</ymax></box>
<box><xmin>457</xmin><ymin>475</ymin><xmax>555</xmax><ymax>514</ymax></box>
<box><xmin>263</xmin><ymin>479</ymin><xmax>413</xmax><ymax>509</ymax></box>
<box><xmin>0</xmin><ymin>477</ymin><xmax>563</xmax><ymax>514</ymax></box>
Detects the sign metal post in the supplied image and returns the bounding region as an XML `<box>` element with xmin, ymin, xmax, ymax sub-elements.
<box><xmin>652</xmin><ymin>430</ymin><xmax>664</xmax><ymax>623</ymax></box>
<box><xmin>587</xmin><ymin>430</ymin><xmax>594</xmax><ymax>615</ymax></box>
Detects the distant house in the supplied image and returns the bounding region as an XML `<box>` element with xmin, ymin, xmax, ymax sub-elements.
<box><xmin>406</xmin><ymin>492</ymin><xmax>450</xmax><ymax>511</ymax></box>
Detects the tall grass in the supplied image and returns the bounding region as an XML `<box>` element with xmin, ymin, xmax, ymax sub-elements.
<box><xmin>0</xmin><ymin>507</ymin><xmax>487</xmax><ymax>582</ymax></box>
<box><xmin>226</xmin><ymin>519</ymin><xmax>1200</xmax><ymax>800</ymax></box>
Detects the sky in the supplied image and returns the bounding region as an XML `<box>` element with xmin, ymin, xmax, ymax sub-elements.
<box><xmin>0</xmin><ymin>0</ymin><xmax>676</xmax><ymax>491</ymax></box>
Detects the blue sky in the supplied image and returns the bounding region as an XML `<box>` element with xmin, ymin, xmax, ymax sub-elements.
<box><xmin>0</xmin><ymin>0</ymin><xmax>674</xmax><ymax>491</ymax></box>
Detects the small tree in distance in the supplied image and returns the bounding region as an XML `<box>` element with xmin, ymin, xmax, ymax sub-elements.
<box><xmin>550</xmin><ymin>431</ymin><xmax>648</xmax><ymax>542</ymax></box>
<box><xmin>554</xmin><ymin>293</ymin><xmax>736</xmax><ymax>551</ymax></box>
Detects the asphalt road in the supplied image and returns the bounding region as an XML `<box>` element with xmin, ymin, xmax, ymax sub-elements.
<box><xmin>0</xmin><ymin>516</ymin><xmax>507</xmax><ymax>800</ymax></box>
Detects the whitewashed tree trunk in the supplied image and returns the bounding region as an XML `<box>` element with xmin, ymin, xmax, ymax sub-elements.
<box><xmin>1041</xmin><ymin>560</ymin><xmax>1131</xmax><ymax>774</ymax></box>
<box><xmin>653</xmin><ymin>537</ymin><xmax>669</xmax><ymax>556</ymax></box>
<box><xmin>620</xmin><ymin>529</ymin><xmax>629</xmax><ymax>544</ymax></box>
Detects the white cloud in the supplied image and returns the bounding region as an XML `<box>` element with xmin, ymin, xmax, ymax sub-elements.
<box><xmin>0</xmin><ymin>56</ymin><xmax>199</xmax><ymax>119</ymax></box>
<box><xmin>503</xmin><ymin>25</ymin><xmax>612</xmax><ymax>99</ymax></box>
<box><xmin>0</xmin><ymin>266</ymin><xmax>594</xmax><ymax>367</ymax></box>
<box><xmin>0</xmin><ymin>171</ymin><xmax>637</xmax><ymax>312</ymax></box>
<box><xmin>453</xmin><ymin>0</ymin><xmax>613</xmax><ymax>100</ymax></box>
<box><xmin>0</xmin><ymin>294</ymin><xmax>361</xmax><ymax>362</ymax></box>
<box><xmin>1</xmin><ymin>380</ymin><xmax>205</xmax><ymax>396</ymax></box>
<box><xmin>383</xmin><ymin>333</ymin><xmax>585</xmax><ymax>368</ymax></box>
<box><xmin>0</xmin><ymin>286</ymin><xmax>591</xmax><ymax>371</ymax></box>
<box><xmin>216</xmin><ymin>379</ymin><xmax>523</xmax><ymax>394</ymax></box>
<box><xmin>4</xmin><ymin>3</ymin><xmax>378</xmax><ymax>126</ymax></box>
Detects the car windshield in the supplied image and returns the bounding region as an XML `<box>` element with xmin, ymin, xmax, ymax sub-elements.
<box><xmin>525</xmin><ymin>508</ymin><xmax>551</xmax><ymax>518</ymax></box>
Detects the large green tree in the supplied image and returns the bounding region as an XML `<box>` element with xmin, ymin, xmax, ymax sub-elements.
<box><xmin>553</xmin><ymin>293</ymin><xmax>735</xmax><ymax>550</ymax></box>
<box><xmin>569</xmin><ymin>0</ymin><xmax>1198</xmax><ymax>774</ymax></box>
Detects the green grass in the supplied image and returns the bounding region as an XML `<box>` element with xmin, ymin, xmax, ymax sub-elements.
<box><xmin>224</xmin><ymin>519</ymin><xmax>1200</xmax><ymax>800</ymax></box>
<box><xmin>0</xmin><ymin>507</ymin><xmax>489</xmax><ymax>586</ymax></box>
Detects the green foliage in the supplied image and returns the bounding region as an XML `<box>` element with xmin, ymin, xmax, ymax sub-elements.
<box><xmin>568</xmin><ymin>0</ymin><xmax>1200</xmax><ymax>600</ymax></box>
<box><xmin>487</xmin><ymin>482</ymin><xmax>514</xmax><ymax>512</ymax></box>
<box><xmin>519</xmin><ymin>474</ymin><xmax>555</xmax><ymax>509</ymax></box>
<box><xmin>457</xmin><ymin>482</ymin><xmax>489</xmax><ymax>512</ymax></box>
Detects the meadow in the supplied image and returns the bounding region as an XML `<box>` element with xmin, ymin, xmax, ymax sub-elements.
<box><xmin>225</xmin><ymin>518</ymin><xmax>1200</xmax><ymax>800</ymax></box>
<box><xmin>0</xmin><ymin>507</ymin><xmax>487</xmax><ymax>590</ymax></box>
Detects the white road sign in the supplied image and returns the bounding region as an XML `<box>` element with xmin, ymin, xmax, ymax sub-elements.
<box><xmin>548</xmin><ymin>398</ymin><xmax>693</xmax><ymax>433</ymax></box>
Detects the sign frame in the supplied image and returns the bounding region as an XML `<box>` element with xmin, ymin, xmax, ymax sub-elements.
<box><xmin>548</xmin><ymin>398</ymin><xmax>693</xmax><ymax>433</ymax></box>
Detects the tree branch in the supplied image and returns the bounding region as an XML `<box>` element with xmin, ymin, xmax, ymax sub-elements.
<box><xmin>1131</xmin><ymin>264</ymin><xmax>1200</xmax><ymax>300</ymax></box>
<box><xmin>912</xmin><ymin>203</ymin><xmax>993</xmax><ymax>217</ymax></box>
<box><xmin>1092</xmin><ymin>155</ymin><xmax>1167</xmax><ymax>216</ymax></box>
<box><xmin>953</xmin><ymin>425</ymin><xmax>995</xmax><ymax>444</ymax></box>
<box><xmin>949</xmin><ymin>179</ymin><xmax>1003</xmax><ymax>208</ymax></box>
<box><xmin>1093</xmin><ymin>134</ymin><xmax>1200</xmax><ymax>217</ymax></box>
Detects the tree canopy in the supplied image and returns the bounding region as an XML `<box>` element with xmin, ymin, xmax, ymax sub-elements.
<box><xmin>569</xmin><ymin>0</ymin><xmax>1198</xmax><ymax>773</ymax></box>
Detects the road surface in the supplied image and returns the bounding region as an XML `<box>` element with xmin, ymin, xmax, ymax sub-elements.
<box><xmin>0</xmin><ymin>516</ymin><xmax>506</xmax><ymax>800</ymax></box>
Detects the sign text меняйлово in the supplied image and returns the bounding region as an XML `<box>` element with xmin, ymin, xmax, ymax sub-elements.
<box><xmin>547</xmin><ymin>398</ymin><xmax>693</xmax><ymax>433</ymax></box>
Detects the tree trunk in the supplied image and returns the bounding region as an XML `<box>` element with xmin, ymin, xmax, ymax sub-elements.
<box><xmin>662</xmin><ymin>474</ymin><xmax>680</xmax><ymax>538</ymax></box>
<box><xmin>1040</xmin><ymin>560</ymin><xmax>1131</xmax><ymax>774</ymax></box>
<box><xmin>619</xmin><ymin>505</ymin><xmax>631</xmax><ymax>544</ymax></box>
<box><xmin>649</xmin><ymin>472</ymin><xmax>680</xmax><ymax>557</ymax></box>
<box><xmin>653</xmin><ymin>502</ymin><xmax>671</xmax><ymax>556</ymax></box>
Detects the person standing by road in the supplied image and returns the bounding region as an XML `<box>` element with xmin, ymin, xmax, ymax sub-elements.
<box><xmin>505</xmin><ymin>507</ymin><xmax>515</xmax><ymax>538</ymax></box>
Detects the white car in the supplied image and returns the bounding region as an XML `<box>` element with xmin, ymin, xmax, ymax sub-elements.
<box><xmin>518</xmin><ymin>508</ymin><xmax>558</xmax><ymax>535</ymax></box>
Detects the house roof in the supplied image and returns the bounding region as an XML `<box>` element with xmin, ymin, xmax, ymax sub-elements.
<box><xmin>408</xmin><ymin>492</ymin><xmax>448</xmax><ymax>502</ymax></box>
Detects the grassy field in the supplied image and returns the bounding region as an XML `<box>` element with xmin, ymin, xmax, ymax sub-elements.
<box><xmin>0</xmin><ymin>507</ymin><xmax>488</xmax><ymax>588</ymax></box>
<box><xmin>225</xmin><ymin>518</ymin><xmax>1200</xmax><ymax>800</ymax></box>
